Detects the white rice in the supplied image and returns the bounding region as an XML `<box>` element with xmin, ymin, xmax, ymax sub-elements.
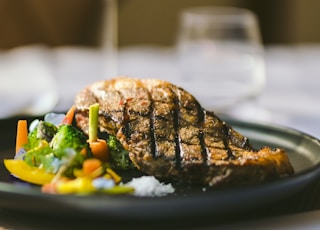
<box><xmin>125</xmin><ymin>176</ymin><xmax>175</xmax><ymax>197</ymax></box>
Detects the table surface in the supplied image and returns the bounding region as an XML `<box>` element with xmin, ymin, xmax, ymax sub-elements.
<box><xmin>0</xmin><ymin>44</ymin><xmax>320</xmax><ymax>229</ymax></box>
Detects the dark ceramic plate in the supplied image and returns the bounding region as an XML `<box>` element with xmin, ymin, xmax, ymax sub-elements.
<box><xmin>0</xmin><ymin>115</ymin><xmax>320</xmax><ymax>223</ymax></box>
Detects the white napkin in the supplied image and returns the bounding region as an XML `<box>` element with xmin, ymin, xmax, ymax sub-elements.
<box><xmin>0</xmin><ymin>46</ymin><xmax>58</xmax><ymax>118</ymax></box>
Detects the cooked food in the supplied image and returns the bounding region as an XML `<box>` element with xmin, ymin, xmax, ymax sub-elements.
<box><xmin>74</xmin><ymin>77</ymin><xmax>294</xmax><ymax>187</ymax></box>
<box><xmin>4</xmin><ymin>106</ymin><xmax>138</xmax><ymax>194</ymax></box>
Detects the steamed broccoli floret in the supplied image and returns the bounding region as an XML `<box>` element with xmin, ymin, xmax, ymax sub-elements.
<box><xmin>58</xmin><ymin>149</ymin><xmax>87</xmax><ymax>178</ymax></box>
<box><xmin>36</xmin><ymin>121</ymin><xmax>58</xmax><ymax>142</ymax></box>
<box><xmin>50</xmin><ymin>124</ymin><xmax>92</xmax><ymax>157</ymax></box>
<box><xmin>24</xmin><ymin>142</ymin><xmax>55</xmax><ymax>169</ymax></box>
<box><xmin>107</xmin><ymin>135</ymin><xmax>134</xmax><ymax>170</ymax></box>
<box><xmin>48</xmin><ymin>124</ymin><xmax>92</xmax><ymax>177</ymax></box>
<box><xmin>26</xmin><ymin>121</ymin><xmax>58</xmax><ymax>150</ymax></box>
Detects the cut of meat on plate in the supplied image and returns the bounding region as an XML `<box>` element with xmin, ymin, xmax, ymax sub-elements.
<box><xmin>74</xmin><ymin>77</ymin><xmax>294</xmax><ymax>187</ymax></box>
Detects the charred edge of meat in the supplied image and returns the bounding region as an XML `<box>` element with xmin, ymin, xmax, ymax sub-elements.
<box><xmin>207</xmin><ymin>111</ymin><xmax>253</xmax><ymax>152</ymax></box>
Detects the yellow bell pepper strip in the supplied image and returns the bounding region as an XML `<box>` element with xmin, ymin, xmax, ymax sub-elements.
<box><xmin>103</xmin><ymin>185</ymin><xmax>135</xmax><ymax>195</ymax></box>
<box><xmin>88</xmin><ymin>103</ymin><xmax>109</xmax><ymax>161</ymax></box>
<box><xmin>56</xmin><ymin>177</ymin><xmax>96</xmax><ymax>194</ymax></box>
<box><xmin>4</xmin><ymin>159</ymin><xmax>55</xmax><ymax>185</ymax></box>
<box><xmin>106</xmin><ymin>168</ymin><xmax>122</xmax><ymax>184</ymax></box>
<box><xmin>15</xmin><ymin>120</ymin><xmax>28</xmax><ymax>154</ymax></box>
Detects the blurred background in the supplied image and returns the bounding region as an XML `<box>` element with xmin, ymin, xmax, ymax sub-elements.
<box><xmin>0</xmin><ymin>0</ymin><xmax>319</xmax><ymax>49</ymax></box>
<box><xmin>0</xmin><ymin>0</ymin><xmax>319</xmax><ymax>137</ymax></box>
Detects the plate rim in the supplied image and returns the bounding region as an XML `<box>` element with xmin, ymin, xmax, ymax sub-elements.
<box><xmin>0</xmin><ymin>116</ymin><xmax>320</xmax><ymax>220</ymax></box>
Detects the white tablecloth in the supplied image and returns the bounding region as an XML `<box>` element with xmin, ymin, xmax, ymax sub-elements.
<box><xmin>2</xmin><ymin>45</ymin><xmax>316</xmax><ymax>136</ymax></box>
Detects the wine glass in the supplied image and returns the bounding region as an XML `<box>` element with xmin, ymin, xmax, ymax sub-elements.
<box><xmin>176</xmin><ymin>6</ymin><xmax>266</xmax><ymax>117</ymax></box>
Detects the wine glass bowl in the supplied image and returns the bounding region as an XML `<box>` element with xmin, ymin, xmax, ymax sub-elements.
<box><xmin>176</xmin><ymin>6</ymin><xmax>266</xmax><ymax>113</ymax></box>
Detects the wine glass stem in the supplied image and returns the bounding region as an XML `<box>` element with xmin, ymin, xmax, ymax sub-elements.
<box><xmin>101</xmin><ymin>0</ymin><xmax>118</xmax><ymax>77</ymax></box>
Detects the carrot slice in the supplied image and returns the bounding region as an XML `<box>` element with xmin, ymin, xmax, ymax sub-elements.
<box><xmin>82</xmin><ymin>158</ymin><xmax>102</xmax><ymax>175</ymax></box>
<box><xmin>89</xmin><ymin>139</ymin><xmax>109</xmax><ymax>161</ymax></box>
<box><xmin>61</xmin><ymin>105</ymin><xmax>75</xmax><ymax>125</ymax></box>
<box><xmin>15</xmin><ymin>120</ymin><xmax>28</xmax><ymax>154</ymax></box>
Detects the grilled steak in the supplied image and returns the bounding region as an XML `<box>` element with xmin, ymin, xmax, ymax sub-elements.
<box><xmin>74</xmin><ymin>77</ymin><xmax>294</xmax><ymax>186</ymax></box>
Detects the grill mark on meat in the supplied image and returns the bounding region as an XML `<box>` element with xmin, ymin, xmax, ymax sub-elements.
<box><xmin>177</xmin><ymin>87</ymin><xmax>208</xmax><ymax>167</ymax></box>
<box><xmin>222</xmin><ymin>122</ymin><xmax>235</xmax><ymax>160</ymax></box>
<box><xmin>121</xmin><ymin>97</ymin><xmax>131</xmax><ymax>139</ymax></box>
<box><xmin>151</xmin><ymin>84</ymin><xmax>182</xmax><ymax>167</ymax></box>
<box><xmin>173</xmin><ymin>95</ymin><xmax>182</xmax><ymax>168</ymax></box>
<box><xmin>149</xmin><ymin>92</ymin><xmax>157</xmax><ymax>158</ymax></box>
<box><xmin>198</xmin><ymin>108</ymin><xmax>209</xmax><ymax>165</ymax></box>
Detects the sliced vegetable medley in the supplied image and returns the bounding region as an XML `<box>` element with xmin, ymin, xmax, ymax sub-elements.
<box><xmin>4</xmin><ymin>104</ymin><xmax>135</xmax><ymax>195</ymax></box>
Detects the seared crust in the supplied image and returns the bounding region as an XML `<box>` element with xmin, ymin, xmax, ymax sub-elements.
<box><xmin>74</xmin><ymin>77</ymin><xmax>294</xmax><ymax>186</ymax></box>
